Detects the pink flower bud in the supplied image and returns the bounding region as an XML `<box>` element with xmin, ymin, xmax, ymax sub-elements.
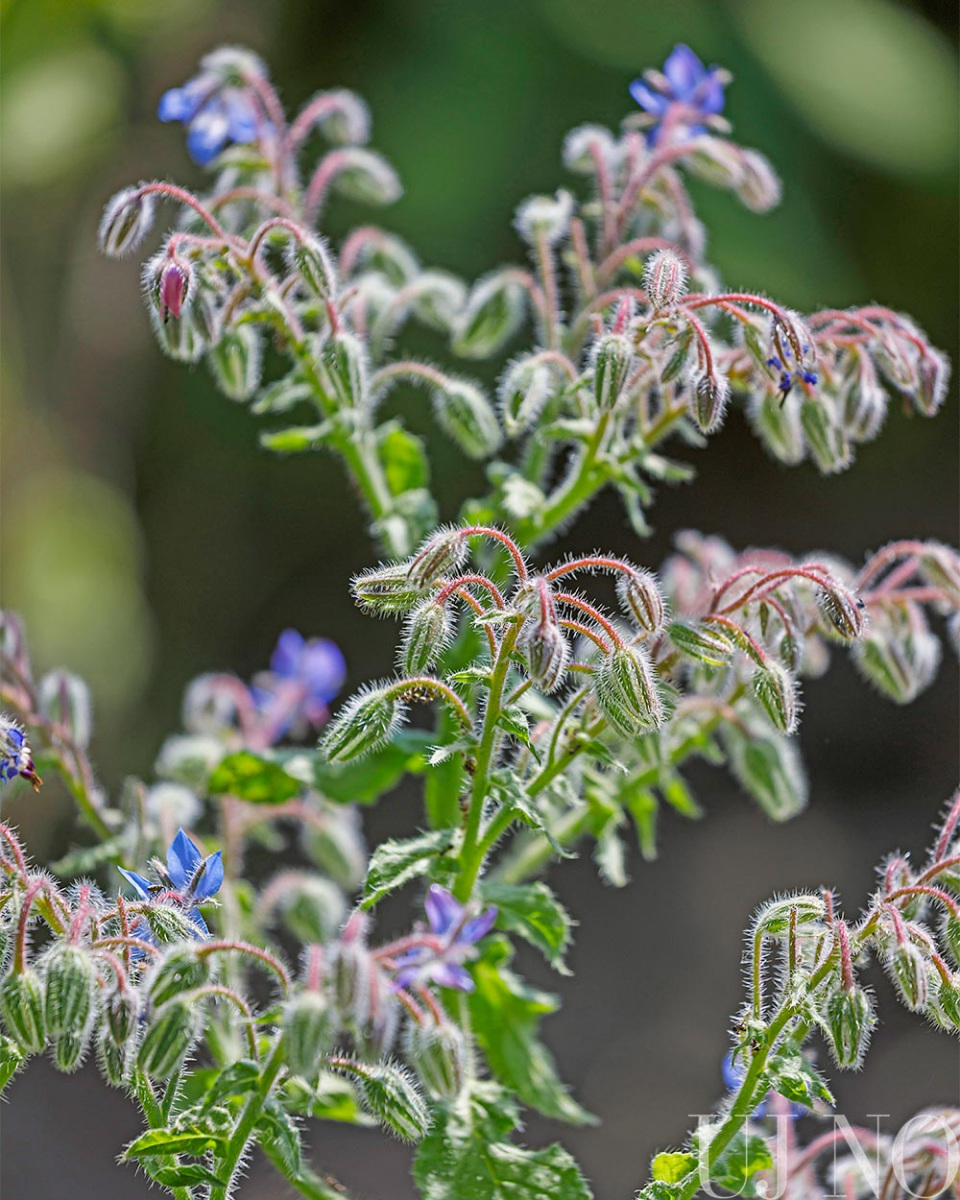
<box><xmin>160</xmin><ymin>261</ymin><xmax>190</xmax><ymax>321</ymax></box>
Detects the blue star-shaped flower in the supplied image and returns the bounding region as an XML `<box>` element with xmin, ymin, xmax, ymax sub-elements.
<box><xmin>158</xmin><ymin>75</ymin><xmax>258</xmax><ymax>166</ymax></box>
<box><xmin>119</xmin><ymin>828</ymin><xmax>223</xmax><ymax>938</ymax></box>
<box><xmin>766</xmin><ymin>354</ymin><xmax>818</xmax><ymax>400</ymax></box>
<box><xmin>393</xmin><ymin>885</ymin><xmax>497</xmax><ymax>992</ymax></box>
<box><xmin>0</xmin><ymin>721</ymin><xmax>40</xmax><ymax>789</ymax></box>
<box><xmin>252</xmin><ymin>630</ymin><xmax>348</xmax><ymax>741</ymax></box>
<box><xmin>630</xmin><ymin>45</ymin><xmax>727</xmax><ymax>143</ymax></box>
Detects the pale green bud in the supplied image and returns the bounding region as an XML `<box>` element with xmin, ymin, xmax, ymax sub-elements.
<box><xmin>889</xmin><ymin>943</ymin><xmax>929</xmax><ymax>1012</ymax></box>
<box><xmin>352</xmin><ymin>562</ymin><xmax>424</xmax><ymax>614</ymax></box>
<box><xmin>322</xmin><ymin>686</ymin><xmax>403</xmax><ymax>763</ymax></box>
<box><xmin>148</xmin><ymin>947</ymin><xmax>211</xmax><ymax>1009</ymax></box>
<box><xmin>407</xmin><ymin>529</ymin><xmax>468</xmax><ymax>591</ymax></box>
<box><xmin>432</xmin><ymin>378</ymin><xmax>502</xmax><ymax>459</ymax></box>
<box><xmin>330</xmin><ymin>148</ymin><xmax>402</xmax><ymax>206</ymax></box>
<box><xmin>43</xmin><ymin>946</ymin><xmax>96</xmax><ymax>1040</ymax></box>
<box><xmin>208</xmin><ymin>327</ymin><xmax>263</xmax><ymax>402</ymax></box>
<box><xmin>801</xmin><ymin>395</ymin><xmax>851</xmax><ymax>474</ymax></box>
<box><xmin>752</xmin><ymin>660</ymin><xmax>799</xmax><ymax>735</ymax></box>
<box><xmin>824</xmin><ymin>986</ymin><xmax>873</xmax><ymax>1069</ymax></box>
<box><xmin>405</xmin><ymin>1021</ymin><xmax>466</xmax><ymax>1100</ymax></box>
<box><xmin>595</xmin><ymin>644</ymin><xmax>664</xmax><ymax>737</ymax></box>
<box><xmin>691</xmin><ymin>371</ymin><xmax>730</xmax><ymax>434</ymax></box>
<box><xmin>400</xmin><ymin>600</ymin><xmax>452</xmax><ymax>675</ymax></box>
<box><xmin>617</xmin><ymin>568</ymin><xmax>666</xmax><ymax>634</ymax></box>
<box><xmin>498</xmin><ymin>355</ymin><xmax>553</xmax><ymax>436</ymax></box>
<box><xmin>668</xmin><ymin>620</ymin><xmax>734</xmax><ymax>666</ymax></box>
<box><xmin>99</xmin><ymin>188</ymin><xmax>155</xmax><ymax>258</ymax></box>
<box><xmin>452</xmin><ymin>271</ymin><xmax>527</xmax><ymax>359</ymax></box>
<box><xmin>37</xmin><ymin>670</ymin><xmax>93</xmax><ymax>749</ymax></box>
<box><xmin>137</xmin><ymin>999</ymin><xmax>200</xmax><ymax>1079</ymax></box>
<box><xmin>592</xmin><ymin>333</ymin><xmax>633</xmax><ymax>411</ymax></box>
<box><xmin>283</xmin><ymin>991</ymin><xmax>336</xmax><ymax>1078</ymax></box>
<box><xmin>1</xmin><ymin>970</ymin><xmax>46</xmax><ymax>1055</ymax></box>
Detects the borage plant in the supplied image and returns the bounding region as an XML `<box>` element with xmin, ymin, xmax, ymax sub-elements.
<box><xmin>1</xmin><ymin>42</ymin><xmax>957</xmax><ymax>1200</ymax></box>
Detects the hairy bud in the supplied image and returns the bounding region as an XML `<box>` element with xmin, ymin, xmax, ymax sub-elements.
<box><xmin>752</xmin><ymin>660</ymin><xmax>799</xmax><ymax>735</ymax></box>
<box><xmin>148</xmin><ymin>947</ymin><xmax>211</xmax><ymax>1009</ymax></box>
<box><xmin>592</xmin><ymin>333</ymin><xmax>633</xmax><ymax>411</ymax></box>
<box><xmin>514</xmin><ymin>190</ymin><xmax>573</xmax><ymax>246</ymax></box>
<box><xmin>691</xmin><ymin>372</ymin><xmax>730</xmax><ymax>434</ymax></box>
<box><xmin>306</xmin><ymin>88</ymin><xmax>371</xmax><ymax>146</ymax></box>
<box><xmin>137</xmin><ymin>999</ymin><xmax>200</xmax><ymax>1079</ymax></box>
<box><xmin>617</xmin><ymin>569</ymin><xmax>666</xmax><ymax>634</ymax></box>
<box><xmin>322</xmin><ymin>686</ymin><xmax>403</xmax><ymax>763</ymax></box>
<box><xmin>99</xmin><ymin>188</ymin><xmax>155</xmax><ymax>258</ymax></box>
<box><xmin>747</xmin><ymin>391</ymin><xmax>805</xmax><ymax>465</ymax></box>
<box><xmin>37</xmin><ymin>670</ymin><xmax>93</xmax><ymax>749</ymax></box>
<box><xmin>330</xmin><ymin>147</ymin><xmax>402</xmax><ymax>206</ymax></box>
<box><xmin>159</xmin><ymin>260</ymin><xmax>191</xmax><ymax>321</ymax></box>
<box><xmin>320</xmin><ymin>332</ymin><xmax>369</xmax><ymax>410</ymax></box>
<box><xmin>208</xmin><ymin>327</ymin><xmax>263</xmax><ymax>402</ymax></box>
<box><xmin>800</xmin><ymin>395</ymin><xmax>851</xmax><ymax>474</ymax></box>
<box><xmin>735</xmin><ymin>150</ymin><xmax>781</xmax><ymax>213</ymax></box>
<box><xmin>888</xmin><ymin>942</ymin><xmax>929</xmax><ymax>1012</ymax></box>
<box><xmin>824</xmin><ymin>986</ymin><xmax>873</xmax><ymax>1069</ymax></box>
<box><xmin>431</xmin><ymin>378</ymin><xmax>502</xmax><ymax>460</ymax></box>
<box><xmin>595</xmin><ymin>644</ymin><xmax>664</xmax><ymax>737</ymax></box>
<box><xmin>498</xmin><ymin>356</ymin><xmax>553</xmax><ymax>436</ymax></box>
<box><xmin>353</xmin><ymin>562</ymin><xmax>424</xmax><ymax>615</ymax></box>
<box><xmin>918</xmin><ymin>544</ymin><xmax>960</xmax><ymax>608</ymax></box>
<box><xmin>106</xmin><ymin>988</ymin><xmax>140</xmax><ymax>1045</ymax></box>
<box><xmin>915</xmin><ymin>349</ymin><xmax>950</xmax><ymax>417</ymax></box>
<box><xmin>43</xmin><ymin>947</ymin><xmax>97</xmax><ymax>1046</ymax></box>
<box><xmin>754</xmin><ymin>894</ymin><xmax>825</xmax><ymax>937</ymax></box>
<box><xmin>685</xmin><ymin>136</ymin><xmax>744</xmax><ymax>188</ymax></box>
<box><xmin>853</xmin><ymin>625</ymin><xmax>941</xmax><ymax>705</ymax></box>
<box><xmin>937</xmin><ymin>975</ymin><xmax>960</xmax><ymax>1028</ymax></box>
<box><xmin>405</xmin><ymin>1020</ymin><xmax>466</xmax><ymax>1100</ymax></box>
<box><xmin>400</xmin><ymin>600</ymin><xmax>452</xmax><ymax>676</ymax></box>
<box><xmin>287</xmin><ymin>233</ymin><xmax>338</xmax><ymax>300</ymax></box>
<box><xmin>644</xmin><ymin>250</ymin><xmax>687</xmax><ymax>313</ymax></box>
<box><xmin>842</xmin><ymin>374</ymin><xmax>888</xmax><ymax>442</ymax></box>
<box><xmin>452</xmin><ymin>271</ymin><xmax>527</xmax><ymax>359</ymax></box>
<box><xmin>562</xmin><ymin>124</ymin><xmax>618</xmax><ymax>174</ymax></box>
<box><xmin>525</xmin><ymin>621</ymin><xmax>570</xmax><ymax>693</ymax></box>
<box><xmin>96</xmin><ymin>1026</ymin><xmax>130</xmax><ymax>1087</ymax></box>
<box><xmin>1</xmin><ymin>969</ymin><xmax>46</xmax><ymax>1054</ymax></box>
<box><xmin>276</xmin><ymin>876</ymin><xmax>347</xmax><ymax>943</ymax></box>
<box><xmin>816</xmin><ymin>584</ymin><xmax>864</xmax><ymax>642</ymax></box>
<box><xmin>283</xmin><ymin>990</ymin><xmax>336</xmax><ymax>1078</ymax></box>
<box><xmin>668</xmin><ymin>620</ymin><xmax>735</xmax><ymax>666</ymax></box>
<box><xmin>407</xmin><ymin>529</ymin><xmax>469</xmax><ymax>591</ymax></box>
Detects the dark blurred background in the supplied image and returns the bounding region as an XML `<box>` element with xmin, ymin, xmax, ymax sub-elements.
<box><xmin>1</xmin><ymin>0</ymin><xmax>958</xmax><ymax>1196</ymax></box>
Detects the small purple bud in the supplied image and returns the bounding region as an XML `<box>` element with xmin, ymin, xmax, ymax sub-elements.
<box><xmin>159</xmin><ymin>261</ymin><xmax>189</xmax><ymax>322</ymax></box>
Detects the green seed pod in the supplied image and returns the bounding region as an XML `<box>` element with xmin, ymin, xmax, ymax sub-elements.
<box><xmin>668</xmin><ymin>620</ymin><xmax>735</xmax><ymax>666</ymax></box>
<box><xmin>400</xmin><ymin>600</ymin><xmax>452</xmax><ymax>676</ymax></box>
<box><xmin>407</xmin><ymin>529</ymin><xmax>468</xmax><ymax>591</ymax></box>
<box><xmin>616</xmin><ymin>569</ymin><xmax>666</xmax><ymax>634</ymax></box>
<box><xmin>0</xmin><ymin>970</ymin><xmax>46</xmax><ymax>1055</ymax></box>
<box><xmin>889</xmin><ymin>943</ymin><xmax>929</xmax><ymax>1012</ymax></box>
<box><xmin>752</xmin><ymin>660</ymin><xmax>799</xmax><ymax>735</ymax></box>
<box><xmin>137</xmin><ymin>999</ymin><xmax>199</xmax><ymax>1080</ymax></box>
<box><xmin>824</xmin><ymin>986</ymin><xmax>873</xmax><ymax>1069</ymax></box>
<box><xmin>405</xmin><ymin>1020</ymin><xmax>466</xmax><ymax>1100</ymax></box>
<box><xmin>148</xmin><ymin>947</ymin><xmax>211</xmax><ymax>1009</ymax></box>
<box><xmin>594</xmin><ymin>644</ymin><xmax>664</xmax><ymax>737</ymax></box>
<box><xmin>592</xmin><ymin>333</ymin><xmax>633</xmax><ymax>411</ymax></box>
<box><xmin>283</xmin><ymin>991</ymin><xmax>336</xmax><ymax>1078</ymax></box>
<box><xmin>322</xmin><ymin>686</ymin><xmax>403</xmax><ymax>763</ymax></box>
<box><xmin>432</xmin><ymin>379</ymin><xmax>502</xmax><ymax>459</ymax></box>
<box><xmin>43</xmin><ymin>946</ymin><xmax>97</xmax><ymax>1038</ymax></box>
<box><xmin>208</xmin><ymin>327</ymin><xmax>263</xmax><ymax>402</ymax></box>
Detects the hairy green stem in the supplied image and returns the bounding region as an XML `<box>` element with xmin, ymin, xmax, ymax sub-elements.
<box><xmin>210</xmin><ymin>1035</ymin><xmax>287</xmax><ymax>1200</ymax></box>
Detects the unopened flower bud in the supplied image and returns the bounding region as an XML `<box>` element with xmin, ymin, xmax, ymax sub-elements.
<box><xmin>319</xmin><ymin>332</ymin><xmax>369</xmax><ymax>410</ymax></box>
<box><xmin>824</xmin><ymin>986</ymin><xmax>873</xmax><ymax>1069</ymax></box>
<box><xmin>525</xmin><ymin>621</ymin><xmax>569</xmax><ymax>693</ymax></box>
<box><xmin>853</xmin><ymin>627</ymin><xmax>940</xmax><ymax>705</ymax></box>
<box><xmin>668</xmin><ymin>620</ymin><xmax>734</xmax><ymax>666</ymax></box>
<box><xmin>352</xmin><ymin>562</ymin><xmax>424</xmax><ymax>614</ymax></box>
<box><xmin>452</xmin><ymin>271</ymin><xmax>527</xmax><ymax>359</ymax></box>
<box><xmin>432</xmin><ymin>378</ymin><xmax>502</xmax><ymax>459</ymax></box>
<box><xmin>918</xmin><ymin>544</ymin><xmax>960</xmax><ymax>609</ymax></box>
<box><xmin>400</xmin><ymin>600</ymin><xmax>452</xmax><ymax>676</ymax></box>
<box><xmin>753</xmin><ymin>660</ymin><xmax>799</xmax><ymax>735</ymax></box>
<box><xmin>754</xmin><ymin>894</ymin><xmax>825</xmax><ymax>937</ymax></box>
<box><xmin>842</xmin><ymin>376</ymin><xmax>888</xmax><ymax>442</ymax></box>
<box><xmin>96</xmin><ymin>1026</ymin><xmax>129</xmax><ymax>1087</ymax></box>
<box><xmin>330</xmin><ymin>148</ymin><xmax>403</xmax><ymax>206</ymax></box>
<box><xmin>747</xmin><ymin>391</ymin><xmax>805</xmax><ymax>465</ymax></box>
<box><xmin>331</xmin><ymin>915</ymin><xmax>372</xmax><ymax>1023</ymax></box>
<box><xmin>201</xmin><ymin>46</ymin><xmax>266</xmax><ymax>86</ymax></box>
<box><xmin>691</xmin><ymin>371</ymin><xmax>730</xmax><ymax>434</ymax></box>
<box><xmin>514</xmin><ymin>190</ymin><xmax>573</xmax><ymax>246</ymax></box>
<box><xmin>208</xmin><ymin>327</ymin><xmax>263</xmax><ymax>402</ymax></box>
<box><xmin>801</xmin><ymin>395</ymin><xmax>851</xmax><ymax>474</ymax></box>
<box><xmin>287</xmin><ymin>233</ymin><xmax>338</xmax><ymax>299</ymax></box>
<box><xmin>1</xmin><ymin>969</ymin><xmax>46</xmax><ymax>1054</ymax></box>
<box><xmin>148</xmin><ymin>947</ymin><xmax>211</xmax><ymax>1009</ymax></box>
<box><xmin>142</xmin><ymin>903</ymin><xmax>204</xmax><ymax>946</ymax></box>
<box><xmin>617</xmin><ymin>569</ymin><xmax>666</xmax><ymax>634</ymax></box>
<box><xmin>307</xmin><ymin>88</ymin><xmax>371</xmax><ymax>146</ymax></box>
<box><xmin>283</xmin><ymin>990</ymin><xmax>336</xmax><ymax>1078</ymax></box>
<box><xmin>145</xmin><ymin>781</ymin><xmax>203</xmax><ymax>829</ymax></box>
<box><xmin>159</xmin><ymin>260</ymin><xmax>190</xmax><ymax>321</ymax></box>
<box><xmin>99</xmin><ymin>188</ymin><xmax>155</xmax><ymax>258</ymax></box>
<box><xmin>322</xmin><ymin>686</ymin><xmax>403</xmax><ymax>763</ymax></box>
<box><xmin>915</xmin><ymin>349</ymin><xmax>950</xmax><ymax>417</ymax></box>
<box><xmin>592</xmin><ymin>333</ymin><xmax>633</xmax><ymax>411</ymax></box>
<box><xmin>644</xmin><ymin>250</ymin><xmax>687</xmax><ymax>312</ymax></box>
<box><xmin>498</xmin><ymin>356</ymin><xmax>553</xmax><ymax>435</ymax></box>
<box><xmin>37</xmin><ymin>670</ymin><xmax>93</xmax><ymax>749</ymax></box>
<box><xmin>276</xmin><ymin>876</ymin><xmax>347</xmax><ymax>943</ymax></box>
<box><xmin>405</xmin><ymin>1020</ymin><xmax>466</xmax><ymax>1100</ymax></box>
<box><xmin>685</xmin><ymin>136</ymin><xmax>744</xmax><ymax>188</ymax></box>
<box><xmin>138</xmin><ymin>999</ymin><xmax>200</xmax><ymax>1079</ymax></box>
<box><xmin>735</xmin><ymin>150</ymin><xmax>781</xmax><ymax>213</ymax></box>
<box><xmin>407</xmin><ymin>529</ymin><xmax>468</xmax><ymax>591</ymax></box>
<box><xmin>816</xmin><ymin>584</ymin><xmax>865</xmax><ymax>642</ymax></box>
<box><xmin>106</xmin><ymin>988</ymin><xmax>140</xmax><ymax>1045</ymax></box>
<box><xmin>889</xmin><ymin>942</ymin><xmax>929</xmax><ymax>1012</ymax></box>
<box><xmin>595</xmin><ymin>644</ymin><xmax>664</xmax><ymax>737</ymax></box>
<box><xmin>562</xmin><ymin>124</ymin><xmax>618</xmax><ymax>174</ymax></box>
<box><xmin>937</xmin><ymin>974</ymin><xmax>960</xmax><ymax>1027</ymax></box>
<box><xmin>43</xmin><ymin>946</ymin><xmax>96</xmax><ymax>1042</ymax></box>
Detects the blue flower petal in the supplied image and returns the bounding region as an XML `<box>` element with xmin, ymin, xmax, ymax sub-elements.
<box><xmin>432</xmin><ymin>962</ymin><xmax>474</xmax><ymax>991</ymax></box>
<box><xmin>663</xmin><ymin>44</ymin><xmax>706</xmax><ymax>100</ymax></box>
<box><xmin>187</xmin><ymin>908</ymin><xmax>210</xmax><ymax>938</ymax></box>
<box><xmin>301</xmin><ymin>639</ymin><xmax>348</xmax><ymax>704</ymax></box>
<box><xmin>697</xmin><ymin>72</ymin><xmax>726</xmax><ymax>116</ymax></box>
<box><xmin>167</xmin><ymin>828</ymin><xmax>203</xmax><ymax>890</ymax></box>
<box><xmin>118</xmin><ymin>867</ymin><xmax>154</xmax><ymax>899</ymax></box>
<box><xmin>629</xmin><ymin>79</ymin><xmax>668</xmax><ymax>116</ymax></box>
<box><xmin>271</xmin><ymin>629</ymin><xmax>306</xmax><ymax>679</ymax></box>
<box><xmin>193</xmin><ymin>850</ymin><xmax>224</xmax><ymax>901</ymax></box>
<box><xmin>158</xmin><ymin>79</ymin><xmax>208</xmax><ymax>124</ymax></box>
<box><xmin>461</xmin><ymin>906</ymin><xmax>497</xmax><ymax>945</ymax></box>
<box><xmin>424</xmin><ymin>885</ymin><xmax>463</xmax><ymax>936</ymax></box>
<box><xmin>222</xmin><ymin>92</ymin><xmax>258</xmax><ymax>144</ymax></box>
<box><xmin>186</xmin><ymin>102</ymin><xmax>231</xmax><ymax>165</ymax></box>
<box><xmin>8</xmin><ymin>728</ymin><xmax>24</xmax><ymax>749</ymax></box>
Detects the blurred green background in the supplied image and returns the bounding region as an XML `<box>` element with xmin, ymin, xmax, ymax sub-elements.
<box><xmin>1</xmin><ymin>1</ymin><xmax>957</xmax><ymax>1197</ymax></box>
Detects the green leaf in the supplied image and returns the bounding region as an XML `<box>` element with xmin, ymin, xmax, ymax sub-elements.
<box><xmin>414</xmin><ymin>1081</ymin><xmax>591</xmax><ymax>1200</ymax></box>
<box><xmin>312</xmin><ymin>729</ymin><xmax>434</xmax><ymax>803</ymax></box>
<box><xmin>469</xmin><ymin>938</ymin><xmax>594</xmax><ymax>1126</ymax></box>
<box><xmin>283</xmin><ymin>1072</ymin><xmax>376</xmax><ymax>1126</ymax></box>
<box><xmin>488</xmin><ymin>771</ymin><xmax>575</xmax><ymax>859</ymax></box>
<box><xmin>198</xmin><ymin>1059</ymin><xmax>260</xmax><ymax>1112</ymax></box>
<box><xmin>636</xmin><ymin>1184</ymin><xmax>684</xmax><ymax>1200</ymax></box>
<box><xmin>124</xmin><ymin>1127</ymin><xmax>226</xmax><ymax>1160</ymax></box>
<box><xmin>377</xmin><ymin>421</ymin><xmax>430</xmax><ymax>495</ymax></box>
<box><xmin>479</xmin><ymin>881</ymin><xmax>573</xmax><ymax>973</ymax></box>
<box><xmin>659</xmin><ymin>773</ymin><xmax>703</xmax><ymax>819</ymax></box>
<box><xmin>259</xmin><ymin>422</ymin><xmax>333</xmax><ymax>454</ymax></box>
<box><xmin>711</xmin><ymin>1130</ymin><xmax>774</xmax><ymax>1196</ymax></box>
<box><xmin>331</xmin><ymin>1058</ymin><xmax>430</xmax><ymax>1141</ymax></box>
<box><xmin>724</xmin><ymin>729</ymin><xmax>808</xmax><ymax>821</ymax></box>
<box><xmin>257</xmin><ymin>1099</ymin><xmax>303</xmax><ymax>1175</ymax></box>
<box><xmin>767</xmin><ymin>1054</ymin><xmax>834</xmax><ymax>1107</ymax></box>
<box><xmin>362</xmin><ymin>828</ymin><xmax>458</xmax><ymax>908</ymax></box>
<box><xmin>652</xmin><ymin>1152</ymin><xmax>697</xmax><ymax>1184</ymax></box>
<box><xmin>622</xmin><ymin>786</ymin><xmax>658</xmax><ymax>862</ymax></box>
<box><xmin>145</xmin><ymin>1163</ymin><xmax>227</xmax><ymax>1188</ymax></box>
<box><xmin>0</xmin><ymin>1036</ymin><xmax>24</xmax><ymax>1094</ymax></box>
<box><xmin>208</xmin><ymin>752</ymin><xmax>302</xmax><ymax>805</ymax></box>
<box><xmin>51</xmin><ymin>834</ymin><xmax>126</xmax><ymax>876</ymax></box>
<box><xmin>496</xmin><ymin>706</ymin><xmax>537</xmax><ymax>755</ymax></box>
